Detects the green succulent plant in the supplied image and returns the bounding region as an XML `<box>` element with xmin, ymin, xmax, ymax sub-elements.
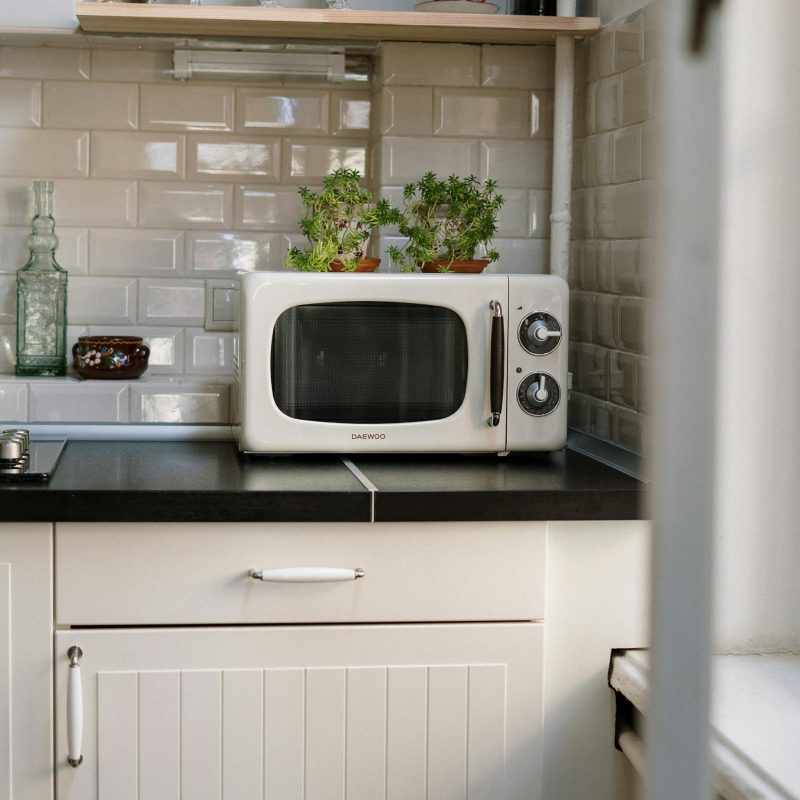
<box><xmin>387</xmin><ymin>172</ymin><xmax>504</xmax><ymax>272</ymax></box>
<box><xmin>285</xmin><ymin>168</ymin><xmax>402</xmax><ymax>272</ymax></box>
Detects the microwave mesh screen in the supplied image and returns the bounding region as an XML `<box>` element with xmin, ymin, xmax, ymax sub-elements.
<box><xmin>271</xmin><ymin>302</ymin><xmax>468</xmax><ymax>424</ymax></box>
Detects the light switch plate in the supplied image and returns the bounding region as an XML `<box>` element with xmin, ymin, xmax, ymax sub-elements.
<box><xmin>204</xmin><ymin>279</ymin><xmax>239</xmax><ymax>332</ymax></box>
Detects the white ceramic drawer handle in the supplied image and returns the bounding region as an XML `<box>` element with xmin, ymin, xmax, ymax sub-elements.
<box><xmin>67</xmin><ymin>646</ymin><xmax>83</xmax><ymax>767</ymax></box>
<box><xmin>250</xmin><ymin>567</ymin><xmax>365</xmax><ymax>583</ymax></box>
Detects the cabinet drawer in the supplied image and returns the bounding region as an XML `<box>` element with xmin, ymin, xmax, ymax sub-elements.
<box><xmin>55</xmin><ymin>521</ymin><xmax>545</xmax><ymax>625</ymax></box>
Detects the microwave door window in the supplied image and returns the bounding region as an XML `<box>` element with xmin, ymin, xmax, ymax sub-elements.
<box><xmin>271</xmin><ymin>302</ymin><xmax>468</xmax><ymax>424</ymax></box>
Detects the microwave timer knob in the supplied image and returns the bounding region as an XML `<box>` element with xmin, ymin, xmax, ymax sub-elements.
<box><xmin>519</xmin><ymin>312</ymin><xmax>562</xmax><ymax>355</ymax></box>
<box><xmin>518</xmin><ymin>372</ymin><xmax>560</xmax><ymax>416</ymax></box>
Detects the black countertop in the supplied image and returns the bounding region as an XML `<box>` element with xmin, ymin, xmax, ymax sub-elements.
<box><xmin>0</xmin><ymin>440</ymin><xmax>643</xmax><ymax>523</ymax></box>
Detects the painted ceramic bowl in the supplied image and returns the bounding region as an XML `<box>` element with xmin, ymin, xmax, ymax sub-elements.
<box><xmin>72</xmin><ymin>336</ymin><xmax>150</xmax><ymax>380</ymax></box>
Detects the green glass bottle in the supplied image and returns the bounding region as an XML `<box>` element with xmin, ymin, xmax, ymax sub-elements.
<box><xmin>16</xmin><ymin>180</ymin><xmax>68</xmax><ymax>377</ymax></box>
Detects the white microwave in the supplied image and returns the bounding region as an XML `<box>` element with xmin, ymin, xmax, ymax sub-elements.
<box><xmin>234</xmin><ymin>272</ymin><xmax>569</xmax><ymax>454</ymax></box>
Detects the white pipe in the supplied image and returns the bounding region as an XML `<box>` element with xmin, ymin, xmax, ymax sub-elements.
<box><xmin>548</xmin><ymin>0</ymin><xmax>576</xmax><ymax>280</ymax></box>
<box><xmin>618</xmin><ymin>724</ymin><xmax>647</xmax><ymax>779</ymax></box>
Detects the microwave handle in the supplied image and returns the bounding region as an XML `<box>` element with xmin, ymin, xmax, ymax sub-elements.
<box><xmin>489</xmin><ymin>300</ymin><xmax>505</xmax><ymax>427</ymax></box>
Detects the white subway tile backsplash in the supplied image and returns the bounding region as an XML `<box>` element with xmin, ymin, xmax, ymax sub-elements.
<box><xmin>479</xmin><ymin>140</ymin><xmax>552</xmax><ymax>189</ymax></box>
<box><xmin>89</xmin><ymin>325</ymin><xmax>185</xmax><ymax>375</ymax></box>
<box><xmin>130</xmin><ymin>381</ymin><xmax>230</xmax><ymax>423</ymax></box>
<box><xmin>68</xmin><ymin>277</ymin><xmax>137</xmax><ymax>325</ymax></box>
<box><xmin>481</xmin><ymin>46</ymin><xmax>554</xmax><ymax>90</ymax></box>
<box><xmin>187</xmin><ymin>135</ymin><xmax>280</xmax><ymax>182</ymax></box>
<box><xmin>90</xmin><ymin>49</ymin><xmax>173</xmax><ymax>83</ymax></box>
<box><xmin>486</xmin><ymin>238</ymin><xmax>549</xmax><ymax>274</ymax></box>
<box><xmin>330</xmin><ymin>90</ymin><xmax>370</xmax><ymax>135</ymax></box>
<box><xmin>622</xmin><ymin>61</ymin><xmax>654</xmax><ymax>126</ymax></box>
<box><xmin>42</xmin><ymin>81</ymin><xmax>138</xmax><ymax>130</ymax></box>
<box><xmin>187</xmin><ymin>231</ymin><xmax>281</xmax><ymax>275</ymax></box>
<box><xmin>141</xmin><ymin>84</ymin><xmax>234</xmax><ymax>132</ymax></box>
<box><xmin>594</xmin><ymin>74</ymin><xmax>623</xmax><ymax>132</ymax></box>
<box><xmin>185</xmin><ymin>328</ymin><xmax>235</xmax><ymax>373</ymax></box>
<box><xmin>594</xmin><ymin>184</ymin><xmax>619</xmax><ymax>239</ymax></box>
<box><xmin>0</xmin><ymin>79</ymin><xmax>41</xmax><ymax>128</ymax></box>
<box><xmin>0</xmin><ymin>130</ymin><xmax>88</xmax><ymax>178</ymax></box>
<box><xmin>584</xmin><ymin>132</ymin><xmax>613</xmax><ymax>187</ymax></box>
<box><xmin>0</xmin><ymin>47</ymin><xmax>90</xmax><ymax>81</ymax></box>
<box><xmin>494</xmin><ymin>188</ymin><xmax>529</xmax><ymax>238</ymax></box>
<box><xmin>204</xmin><ymin>280</ymin><xmax>239</xmax><ymax>332</ymax></box>
<box><xmin>0</xmin><ymin>225</ymin><xmax>88</xmax><ymax>278</ymax></box>
<box><xmin>283</xmin><ymin>138</ymin><xmax>367</xmax><ymax>182</ymax></box>
<box><xmin>55</xmin><ymin>180</ymin><xmax>138</xmax><ymax>228</ymax></box>
<box><xmin>614</xmin><ymin>13</ymin><xmax>644</xmax><ymax>73</ymax></box>
<box><xmin>0</xmin><ymin>275</ymin><xmax>14</xmax><ymax>325</ymax></box>
<box><xmin>90</xmin><ymin>229</ymin><xmax>184</xmax><ymax>277</ymax></box>
<box><xmin>138</xmin><ymin>279</ymin><xmax>205</xmax><ymax>326</ymax></box>
<box><xmin>434</xmin><ymin>89</ymin><xmax>529</xmax><ymax>139</ymax></box>
<box><xmin>0</xmin><ymin>179</ymin><xmax>33</xmax><ymax>226</ymax></box>
<box><xmin>378</xmin><ymin>87</ymin><xmax>433</xmax><ymax>136</ymax></box>
<box><xmin>380</xmin><ymin>137</ymin><xmax>479</xmax><ymax>183</ymax></box>
<box><xmin>528</xmin><ymin>190</ymin><xmax>552</xmax><ymax>238</ymax></box>
<box><xmin>378</xmin><ymin>43</ymin><xmax>480</xmax><ymax>88</ymax></box>
<box><xmin>612</xmin><ymin>126</ymin><xmax>641</xmax><ymax>184</ymax></box>
<box><xmin>138</xmin><ymin>182</ymin><xmax>233</xmax><ymax>230</ymax></box>
<box><xmin>91</xmin><ymin>132</ymin><xmax>185</xmax><ymax>181</ymax></box>
<box><xmin>0</xmin><ymin>380</ymin><xmax>27</xmax><ymax>422</ymax></box>
<box><xmin>588</xmin><ymin>26</ymin><xmax>615</xmax><ymax>82</ymax></box>
<box><xmin>641</xmin><ymin>120</ymin><xmax>656</xmax><ymax>179</ymax></box>
<box><xmin>236</xmin><ymin>88</ymin><xmax>329</xmax><ymax>134</ymax></box>
<box><xmin>0</xmin><ymin>324</ymin><xmax>13</xmax><ymax>373</ymax></box>
<box><xmin>618</xmin><ymin>180</ymin><xmax>651</xmax><ymax>238</ymax></box>
<box><xmin>530</xmin><ymin>90</ymin><xmax>554</xmax><ymax>139</ymax></box>
<box><xmin>29</xmin><ymin>381</ymin><xmax>129</xmax><ymax>423</ymax></box>
<box><xmin>235</xmin><ymin>185</ymin><xmax>305</xmax><ymax>232</ymax></box>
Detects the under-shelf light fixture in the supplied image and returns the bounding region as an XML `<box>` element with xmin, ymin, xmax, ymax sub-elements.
<box><xmin>173</xmin><ymin>49</ymin><xmax>346</xmax><ymax>82</ymax></box>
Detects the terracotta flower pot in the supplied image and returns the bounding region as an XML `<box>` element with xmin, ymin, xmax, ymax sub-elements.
<box><xmin>328</xmin><ymin>258</ymin><xmax>381</xmax><ymax>272</ymax></box>
<box><xmin>72</xmin><ymin>336</ymin><xmax>150</xmax><ymax>380</ymax></box>
<box><xmin>421</xmin><ymin>258</ymin><xmax>489</xmax><ymax>274</ymax></box>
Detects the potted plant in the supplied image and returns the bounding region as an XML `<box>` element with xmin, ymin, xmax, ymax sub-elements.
<box><xmin>388</xmin><ymin>172</ymin><xmax>504</xmax><ymax>273</ymax></box>
<box><xmin>285</xmin><ymin>168</ymin><xmax>402</xmax><ymax>272</ymax></box>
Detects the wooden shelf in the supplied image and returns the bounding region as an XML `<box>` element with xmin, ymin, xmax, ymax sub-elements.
<box><xmin>75</xmin><ymin>3</ymin><xmax>599</xmax><ymax>45</ymax></box>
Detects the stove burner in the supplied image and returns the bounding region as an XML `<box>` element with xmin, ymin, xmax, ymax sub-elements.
<box><xmin>0</xmin><ymin>429</ymin><xmax>67</xmax><ymax>481</ymax></box>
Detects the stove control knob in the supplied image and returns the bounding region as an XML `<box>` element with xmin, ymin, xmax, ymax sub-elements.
<box><xmin>519</xmin><ymin>312</ymin><xmax>562</xmax><ymax>355</ymax></box>
<box><xmin>518</xmin><ymin>372</ymin><xmax>560</xmax><ymax>416</ymax></box>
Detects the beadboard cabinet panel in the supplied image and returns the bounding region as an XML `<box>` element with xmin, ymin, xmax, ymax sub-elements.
<box><xmin>54</xmin><ymin>623</ymin><xmax>543</xmax><ymax>800</ymax></box>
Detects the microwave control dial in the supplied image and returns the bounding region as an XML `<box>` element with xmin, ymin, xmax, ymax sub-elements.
<box><xmin>519</xmin><ymin>312</ymin><xmax>562</xmax><ymax>355</ymax></box>
<box><xmin>518</xmin><ymin>372</ymin><xmax>560</xmax><ymax>417</ymax></box>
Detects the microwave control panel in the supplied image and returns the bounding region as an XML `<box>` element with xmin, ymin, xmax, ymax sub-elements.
<box><xmin>517</xmin><ymin>371</ymin><xmax>560</xmax><ymax>417</ymax></box>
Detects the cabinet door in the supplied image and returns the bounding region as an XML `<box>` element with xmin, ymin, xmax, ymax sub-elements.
<box><xmin>55</xmin><ymin>623</ymin><xmax>542</xmax><ymax>800</ymax></box>
<box><xmin>0</xmin><ymin>524</ymin><xmax>53</xmax><ymax>800</ymax></box>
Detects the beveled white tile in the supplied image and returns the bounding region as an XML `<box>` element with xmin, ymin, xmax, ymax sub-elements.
<box><xmin>612</xmin><ymin>126</ymin><xmax>642</xmax><ymax>184</ymax></box>
<box><xmin>479</xmin><ymin>139</ymin><xmax>552</xmax><ymax>189</ymax></box>
<box><xmin>594</xmin><ymin>185</ymin><xmax>620</xmax><ymax>239</ymax></box>
<box><xmin>380</xmin><ymin>137</ymin><xmax>479</xmax><ymax>183</ymax></box>
<box><xmin>89</xmin><ymin>325</ymin><xmax>185</xmax><ymax>375</ymax></box>
<box><xmin>138</xmin><ymin>182</ymin><xmax>233</xmax><ymax>230</ymax></box>
<box><xmin>614</xmin><ymin>13</ymin><xmax>644</xmax><ymax>73</ymax></box>
<box><xmin>434</xmin><ymin>89</ymin><xmax>528</xmax><ymax>138</ymax></box>
<box><xmin>0</xmin><ymin>130</ymin><xmax>88</xmax><ymax>178</ymax></box>
<box><xmin>0</xmin><ymin>380</ymin><xmax>27</xmax><ymax>421</ymax></box>
<box><xmin>130</xmin><ymin>381</ymin><xmax>230</xmax><ymax>423</ymax></box>
<box><xmin>378</xmin><ymin>43</ymin><xmax>480</xmax><ymax>87</ymax></box>
<box><xmin>141</xmin><ymin>84</ymin><xmax>234</xmax><ymax>132</ymax></box>
<box><xmin>530</xmin><ymin>90</ymin><xmax>554</xmax><ymax>139</ymax></box>
<box><xmin>618</xmin><ymin>180</ymin><xmax>651</xmax><ymax>238</ymax></box>
<box><xmin>494</xmin><ymin>188</ymin><xmax>529</xmax><ymax>238</ymax></box>
<box><xmin>235</xmin><ymin>185</ymin><xmax>306</xmax><ymax>232</ymax></box>
<box><xmin>91</xmin><ymin>132</ymin><xmax>185</xmax><ymax>180</ymax></box>
<box><xmin>594</xmin><ymin>74</ymin><xmax>623</xmax><ymax>132</ymax></box>
<box><xmin>622</xmin><ymin>61</ymin><xmax>654</xmax><ymax>126</ymax></box>
<box><xmin>0</xmin><ymin>47</ymin><xmax>90</xmax><ymax>80</ymax></box>
<box><xmin>641</xmin><ymin>120</ymin><xmax>656</xmax><ymax>180</ymax></box>
<box><xmin>0</xmin><ymin>226</ymin><xmax>27</xmax><ymax>274</ymax></box>
<box><xmin>138</xmin><ymin>279</ymin><xmax>205</xmax><ymax>326</ymax></box>
<box><xmin>90</xmin><ymin>49</ymin><xmax>173</xmax><ymax>82</ymax></box>
<box><xmin>42</xmin><ymin>81</ymin><xmax>138</xmax><ymax>130</ymax></box>
<box><xmin>236</xmin><ymin>88</ymin><xmax>329</xmax><ymax>134</ymax></box>
<box><xmin>378</xmin><ymin>87</ymin><xmax>433</xmax><ymax>136</ymax></box>
<box><xmin>55</xmin><ymin>228</ymin><xmax>89</xmax><ymax>276</ymax></box>
<box><xmin>528</xmin><ymin>190</ymin><xmax>551</xmax><ymax>239</ymax></box>
<box><xmin>0</xmin><ymin>79</ymin><xmax>41</xmax><ymax>128</ymax></box>
<box><xmin>90</xmin><ymin>229</ymin><xmax>184</xmax><ymax>278</ymax></box>
<box><xmin>584</xmin><ymin>132</ymin><xmax>613</xmax><ymax>186</ymax></box>
<box><xmin>283</xmin><ymin>138</ymin><xmax>367</xmax><ymax>183</ymax></box>
<box><xmin>55</xmin><ymin>180</ymin><xmax>138</xmax><ymax>228</ymax></box>
<box><xmin>187</xmin><ymin>135</ymin><xmax>280</xmax><ymax>182</ymax></box>
<box><xmin>330</xmin><ymin>90</ymin><xmax>370</xmax><ymax>135</ymax></box>
<box><xmin>588</xmin><ymin>25</ymin><xmax>615</xmax><ymax>82</ymax></box>
<box><xmin>571</xmin><ymin>188</ymin><xmax>594</xmax><ymax>240</ymax></box>
<box><xmin>187</xmin><ymin>231</ymin><xmax>282</xmax><ymax>275</ymax></box>
<box><xmin>484</xmin><ymin>239</ymin><xmax>549</xmax><ymax>274</ymax></box>
<box><xmin>0</xmin><ymin>179</ymin><xmax>33</xmax><ymax>226</ymax></box>
<box><xmin>0</xmin><ymin>275</ymin><xmax>13</xmax><ymax>324</ymax></box>
<box><xmin>68</xmin><ymin>277</ymin><xmax>137</xmax><ymax>325</ymax></box>
<box><xmin>29</xmin><ymin>382</ymin><xmax>129</xmax><ymax>423</ymax></box>
<box><xmin>185</xmin><ymin>328</ymin><xmax>235</xmax><ymax>373</ymax></box>
<box><xmin>204</xmin><ymin>281</ymin><xmax>238</xmax><ymax>332</ymax></box>
<box><xmin>481</xmin><ymin>45</ymin><xmax>554</xmax><ymax>89</ymax></box>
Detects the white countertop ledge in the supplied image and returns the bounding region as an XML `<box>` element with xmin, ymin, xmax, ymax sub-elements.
<box><xmin>609</xmin><ymin>650</ymin><xmax>800</xmax><ymax>800</ymax></box>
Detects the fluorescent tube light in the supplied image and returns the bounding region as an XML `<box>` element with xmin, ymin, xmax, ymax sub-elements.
<box><xmin>173</xmin><ymin>49</ymin><xmax>346</xmax><ymax>82</ymax></box>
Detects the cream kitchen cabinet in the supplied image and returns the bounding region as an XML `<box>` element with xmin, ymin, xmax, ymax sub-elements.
<box><xmin>53</xmin><ymin>521</ymin><xmax>548</xmax><ymax>800</ymax></box>
<box><xmin>0</xmin><ymin>524</ymin><xmax>53</xmax><ymax>800</ymax></box>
